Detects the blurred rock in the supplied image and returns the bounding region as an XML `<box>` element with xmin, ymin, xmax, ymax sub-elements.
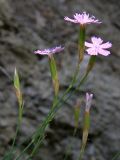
<box><xmin>0</xmin><ymin>0</ymin><xmax>120</xmax><ymax>160</ymax></box>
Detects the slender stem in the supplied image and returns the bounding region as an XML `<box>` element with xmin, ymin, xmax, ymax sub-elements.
<box><xmin>13</xmin><ymin>23</ymin><xmax>87</xmax><ymax>159</ymax></box>
<box><xmin>11</xmin><ymin>121</ymin><xmax>20</xmax><ymax>148</ymax></box>
<box><xmin>77</xmin><ymin>72</ymin><xmax>88</xmax><ymax>90</ymax></box>
<box><xmin>15</xmin><ymin>62</ymin><xmax>80</xmax><ymax>160</ymax></box>
<box><xmin>14</xmin><ymin>22</ymin><xmax>86</xmax><ymax>160</ymax></box>
<box><xmin>15</xmin><ymin>96</ymin><xmax>58</xmax><ymax>160</ymax></box>
<box><xmin>62</xmin><ymin>62</ymin><xmax>80</xmax><ymax>97</ymax></box>
<box><xmin>15</xmin><ymin>52</ymin><xmax>95</xmax><ymax>160</ymax></box>
<box><xmin>3</xmin><ymin>106</ymin><xmax>23</xmax><ymax>160</ymax></box>
<box><xmin>15</xmin><ymin>141</ymin><xmax>33</xmax><ymax>160</ymax></box>
<box><xmin>78</xmin><ymin>25</ymin><xmax>85</xmax><ymax>63</ymax></box>
<box><xmin>112</xmin><ymin>152</ymin><xmax>120</xmax><ymax>160</ymax></box>
<box><xmin>30</xmin><ymin>60</ymin><xmax>82</xmax><ymax>157</ymax></box>
<box><xmin>30</xmin><ymin>62</ymin><xmax>80</xmax><ymax>157</ymax></box>
<box><xmin>30</xmin><ymin>96</ymin><xmax>58</xmax><ymax>157</ymax></box>
<box><xmin>11</xmin><ymin>103</ymin><xmax>23</xmax><ymax>150</ymax></box>
<box><xmin>15</xmin><ymin>75</ymin><xmax>87</xmax><ymax>160</ymax></box>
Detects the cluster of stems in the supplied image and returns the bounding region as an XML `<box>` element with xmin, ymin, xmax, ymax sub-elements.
<box><xmin>3</xmin><ymin>15</ymin><xmax>99</xmax><ymax>160</ymax></box>
<box><xmin>18</xmin><ymin>25</ymin><xmax>92</xmax><ymax>160</ymax></box>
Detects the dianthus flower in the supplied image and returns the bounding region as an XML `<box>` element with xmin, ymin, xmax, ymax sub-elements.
<box><xmin>85</xmin><ymin>37</ymin><xmax>112</xmax><ymax>56</ymax></box>
<box><xmin>85</xmin><ymin>93</ymin><xmax>93</xmax><ymax>112</ymax></box>
<box><xmin>64</xmin><ymin>12</ymin><xmax>101</xmax><ymax>25</ymax></box>
<box><xmin>34</xmin><ymin>46</ymin><xmax>64</xmax><ymax>57</ymax></box>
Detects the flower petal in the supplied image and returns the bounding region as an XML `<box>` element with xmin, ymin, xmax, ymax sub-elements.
<box><xmin>100</xmin><ymin>42</ymin><xmax>112</xmax><ymax>49</ymax></box>
<box><xmin>64</xmin><ymin>16</ymin><xmax>77</xmax><ymax>23</ymax></box>
<box><xmin>34</xmin><ymin>50</ymin><xmax>48</xmax><ymax>55</ymax></box>
<box><xmin>85</xmin><ymin>42</ymin><xmax>93</xmax><ymax>47</ymax></box>
<box><xmin>99</xmin><ymin>48</ymin><xmax>111</xmax><ymax>56</ymax></box>
<box><xmin>74</xmin><ymin>13</ymin><xmax>82</xmax><ymax>22</ymax></box>
<box><xmin>86</xmin><ymin>48</ymin><xmax>98</xmax><ymax>55</ymax></box>
<box><xmin>91</xmin><ymin>37</ymin><xmax>103</xmax><ymax>45</ymax></box>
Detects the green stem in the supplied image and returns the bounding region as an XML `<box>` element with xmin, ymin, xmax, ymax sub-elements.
<box><xmin>11</xmin><ymin>121</ymin><xmax>20</xmax><ymax>149</ymax></box>
<box><xmin>15</xmin><ymin>141</ymin><xmax>33</xmax><ymax>160</ymax></box>
<box><xmin>11</xmin><ymin>103</ymin><xmax>23</xmax><ymax>150</ymax></box>
<box><xmin>15</xmin><ymin>23</ymin><xmax>87</xmax><ymax>160</ymax></box>
<box><xmin>30</xmin><ymin>96</ymin><xmax>58</xmax><ymax>157</ymax></box>
<box><xmin>112</xmin><ymin>152</ymin><xmax>120</xmax><ymax>160</ymax></box>
<box><xmin>78</xmin><ymin>25</ymin><xmax>85</xmax><ymax>63</ymax></box>
<box><xmin>15</xmin><ymin>62</ymin><xmax>80</xmax><ymax>160</ymax></box>
<box><xmin>62</xmin><ymin>61</ymin><xmax>80</xmax><ymax>97</ymax></box>
<box><xmin>15</xmin><ymin>55</ymin><xmax>94</xmax><ymax>159</ymax></box>
<box><xmin>31</xmin><ymin>57</ymin><xmax>92</xmax><ymax>156</ymax></box>
<box><xmin>30</xmin><ymin>62</ymin><xmax>80</xmax><ymax>157</ymax></box>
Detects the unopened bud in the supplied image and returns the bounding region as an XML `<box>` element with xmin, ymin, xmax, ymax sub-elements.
<box><xmin>85</xmin><ymin>92</ymin><xmax>93</xmax><ymax>112</ymax></box>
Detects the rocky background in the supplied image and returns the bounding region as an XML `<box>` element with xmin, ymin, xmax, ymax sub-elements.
<box><xmin>0</xmin><ymin>0</ymin><xmax>120</xmax><ymax>160</ymax></box>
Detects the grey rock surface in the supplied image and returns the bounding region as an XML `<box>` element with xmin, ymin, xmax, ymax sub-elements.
<box><xmin>0</xmin><ymin>0</ymin><xmax>120</xmax><ymax>160</ymax></box>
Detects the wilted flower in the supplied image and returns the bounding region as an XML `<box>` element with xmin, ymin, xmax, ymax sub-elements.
<box><xmin>34</xmin><ymin>46</ymin><xmax>64</xmax><ymax>57</ymax></box>
<box><xmin>64</xmin><ymin>12</ymin><xmax>101</xmax><ymax>25</ymax></box>
<box><xmin>85</xmin><ymin>93</ymin><xmax>93</xmax><ymax>112</ymax></box>
<box><xmin>85</xmin><ymin>37</ymin><xmax>112</xmax><ymax>56</ymax></box>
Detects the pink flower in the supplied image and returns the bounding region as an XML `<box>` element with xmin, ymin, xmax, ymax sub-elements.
<box><xmin>64</xmin><ymin>12</ymin><xmax>101</xmax><ymax>25</ymax></box>
<box><xmin>85</xmin><ymin>37</ymin><xmax>112</xmax><ymax>56</ymax></box>
<box><xmin>85</xmin><ymin>93</ymin><xmax>93</xmax><ymax>112</ymax></box>
<box><xmin>34</xmin><ymin>46</ymin><xmax>64</xmax><ymax>57</ymax></box>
